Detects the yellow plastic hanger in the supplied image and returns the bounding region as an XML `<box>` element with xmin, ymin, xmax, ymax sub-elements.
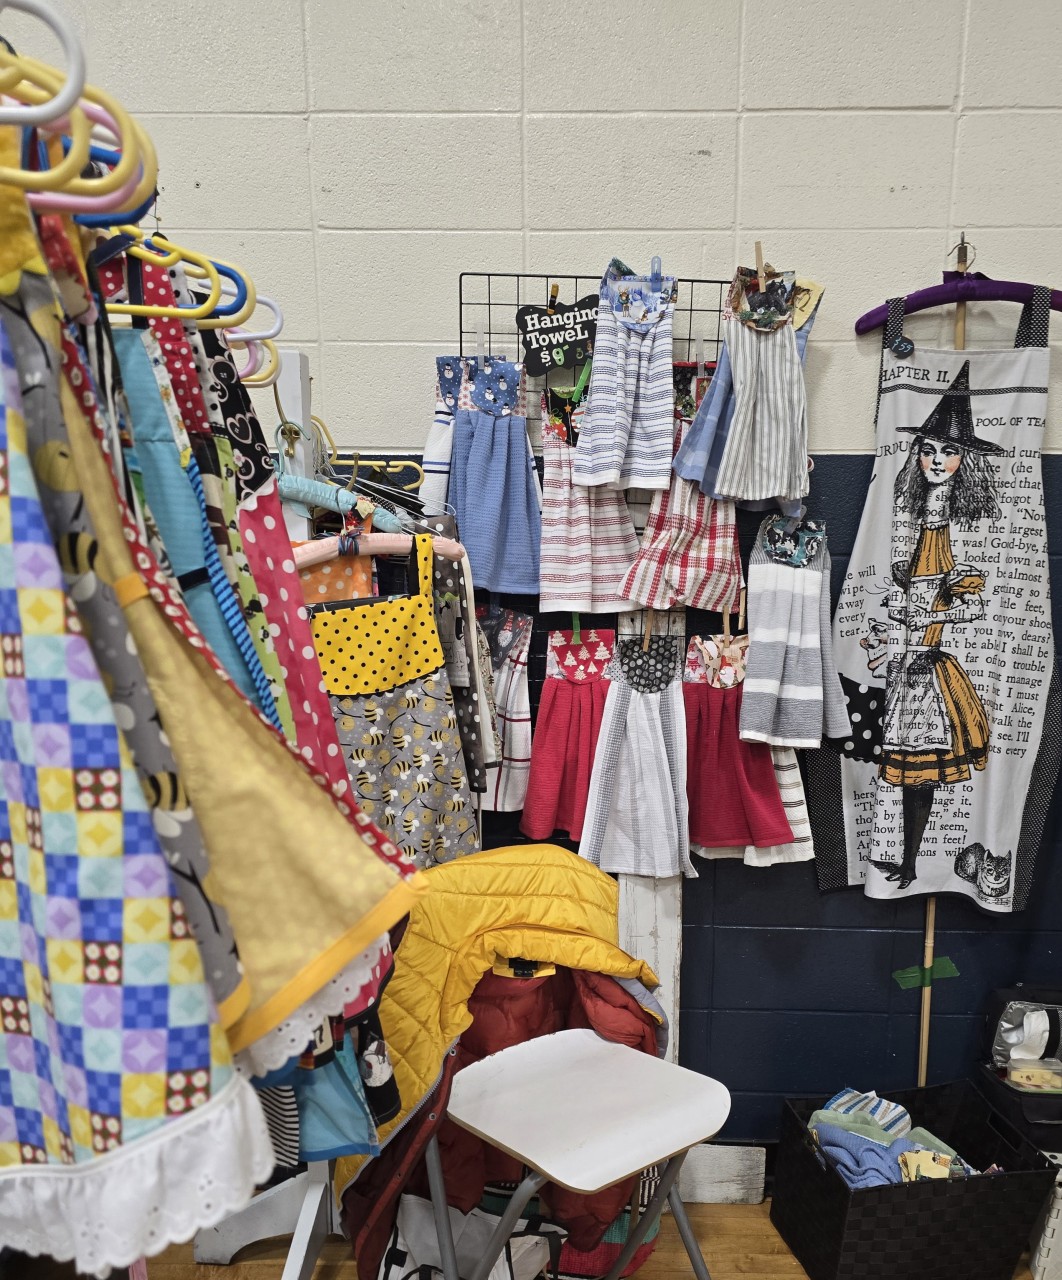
<box><xmin>0</xmin><ymin>62</ymin><xmax>91</xmax><ymax>189</ymax></box>
<box><xmin>0</xmin><ymin>52</ymin><xmax>143</xmax><ymax>196</ymax></box>
<box><xmin>106</xmin><ymin>227</ymin><xmax>223</xmax><ymax>320</ymax></box>
<box><xmin>20</xmin><ymin>55</ymin><xmax>143</xmax><ymax>197</ymax></box>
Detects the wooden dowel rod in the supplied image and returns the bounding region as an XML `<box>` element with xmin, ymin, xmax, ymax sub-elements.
<box><xmin>917</xmin><ymin>895</ymin><xmax>937</xmax><ymax>1087</ymax></box>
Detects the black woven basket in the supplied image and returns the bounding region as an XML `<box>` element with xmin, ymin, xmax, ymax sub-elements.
<box><xmin>769</xmin><ymin>1080</ymin><xmax>1057</xmax><ymax>1280</ymax></box>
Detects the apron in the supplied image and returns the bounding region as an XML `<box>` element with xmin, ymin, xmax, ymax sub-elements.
<box><xmin>823</xmin><ymin>291</ymin><xmax>1061</xmax><ymax>911</ymax></box>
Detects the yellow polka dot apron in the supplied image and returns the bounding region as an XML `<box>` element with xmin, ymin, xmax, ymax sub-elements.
<box><xmin>311</xmin><ymin>535</ymin><xmax>480</xmax><ymax>868</ymax></box>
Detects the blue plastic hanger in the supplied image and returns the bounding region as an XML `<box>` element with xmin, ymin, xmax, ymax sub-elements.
<box><xmin>142</xmin><ymin>235</ymin><xmax>249</xmax><ymax>316</ymax></box>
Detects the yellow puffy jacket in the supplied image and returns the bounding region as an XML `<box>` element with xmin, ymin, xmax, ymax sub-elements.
<box><xmin>335</xmin><ymin>843</ymin><xmax>659</xmax><ymax>1198</ymax></box>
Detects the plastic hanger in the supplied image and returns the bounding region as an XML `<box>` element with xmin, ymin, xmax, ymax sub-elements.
<box><xmin>157</xmin><ymin>246</ymin><xmax>252</xmax><ymax>322</ymax></box>
<box><xmin>183</xmin><ymin>259</ymin><xmax>256</xmax><ymax>328</ymax></box>
<box><xmin>229</xmin><ymin>331</ymin><xmax>263</xmax><ymax>378</ymax></box>
<box><xmin>238</xmin><ymin>337</ymin><xmax>280</xmax><ymax>386</ymax></box>
<box><xmin>228</xmin><ymin>288</ymin><xmax>283</xmax><ymax>342</ymax></box>
<box><xmin>29</xmin><ymin>103</ymin><xmax>150</xmax><ymax>212</ymax></box>
<box><xmin>294</xmin><ymin>531</ymin><xmax>464</xmax><ymax>569</ymax></box>
<box><xmin>76</xmin><ymin>187</ymin><xmax>156</xmax><ymax>229</ymax></box>
<box><xmin>3</xmin><ymin>53</ymin><xmax>143</xmax><ymax>196</ymax></box>
<box><xmin>0</xmin><ymin>0</ymin><xmax>85</xmax><ymax>125</ymax></box>
<box><xmin>106</xmin><ymin>229</ymin><xmax>223</xmax><ymax>320</ymax></box>
<box><xmin>0</xmin><ymin>63</ymin><xmax>90</xmax><ymax>188</ymax></box>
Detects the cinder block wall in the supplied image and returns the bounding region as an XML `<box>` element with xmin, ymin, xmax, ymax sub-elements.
<box><xmin>11</xmin><ymin>0</ymin><xmax>1062</xmax><ymax>449</ymax></box>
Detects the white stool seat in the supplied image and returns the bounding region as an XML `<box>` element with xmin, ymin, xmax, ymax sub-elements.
<box><xmin>447</xmin><ymin>1027</ymin><xmax>731</xmax><ymax>1194</ymax></box>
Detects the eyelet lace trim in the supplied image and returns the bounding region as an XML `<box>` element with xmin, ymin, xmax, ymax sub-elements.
<box><xmin>0</xmin><ymin>1073</ymin><xmax>274</xmax><ymax>1279</ymax></box>
<box><xmin>234</xmin><ymin>935</ymin><xmax>391</xmax><ymax>1078</ymax></box>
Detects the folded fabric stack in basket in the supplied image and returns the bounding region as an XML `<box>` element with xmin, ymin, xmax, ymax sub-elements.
<box><xmin>810</xmin><ymin>1087</ymin><xmax>996</xmax><ymax>1188</ymax></box>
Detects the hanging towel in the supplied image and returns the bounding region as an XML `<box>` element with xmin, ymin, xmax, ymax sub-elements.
<box><xmin>620</xmin><ymin>420</ymin><xmax>743</xmax><ymax>612</ymax></box>
<box><xmin>573</xmin><ymin>260</ymin><xmax>677</xmax><ymax>491</ymax></box>
<box><xmin>673</xmin><ymin>305</ymin><xmax>818</xmax><ymax>517</ymax></box>
<box><xmin>521</xmin><ymin>629</ymin><xmax>614</xmax><ymax>842</ymax></box>
<box><xmin>579</xmin><ymin>637</ymin><xmax>694</xmax><ymax>877</ymax></box>
<box><xmin>693</xmin><ymin>746</ymin><xmax>814</xmax><ymax>867</ymax></box>
<box><xmin>479</xmin><ymin>608</ymin><xmax>533</xmax><ymax>812</ymax></box>
<box><xmin>538</xmin><ymin>390</ymin><xmax>640</xmax><ymax>612</ymax></box>
<box><xmin>449</xmin><ymin>359</ymin><xmax>540</xmax><ymax>594</ymax></box>
<box><xmin>419</xmin><ymin>356</ymin><xmax>463</xmax><ymax>512</ymax></box>
<box><xmin>740</xmin><ymin>515</ymin><xmax>850</xmax><ymax>748</ymax></box>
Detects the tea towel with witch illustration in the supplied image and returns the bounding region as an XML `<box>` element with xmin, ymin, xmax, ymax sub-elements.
<box><xmin>825</xmin><ymin>290</ymin><xmax>1061</xmax><ymax>913</ymax></box>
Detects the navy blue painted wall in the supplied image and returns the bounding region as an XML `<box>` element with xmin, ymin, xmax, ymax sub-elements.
<box><xmin>678</xmin><ymin>455</ymin><xmax>1062</xmax><ymax>1144</ymax></box>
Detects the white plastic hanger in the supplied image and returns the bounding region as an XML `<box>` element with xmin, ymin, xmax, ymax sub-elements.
<box><xmin>0</xmin><ymin>0</ymin><xmax>86</xmax><ymax>125</ymax></box>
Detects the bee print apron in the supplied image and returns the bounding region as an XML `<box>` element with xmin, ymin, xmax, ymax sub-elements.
<box><xmin>822</xmin><ymin>291</ymin><xmax>1061</xmax><ymax>912</ymax></box>
<box><xmin>320</xmin><ymin>538</ymin><xmax>481</xmax><ymax>870</ymax></box>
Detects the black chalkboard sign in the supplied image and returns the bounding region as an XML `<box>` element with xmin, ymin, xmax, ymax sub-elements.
<box><xmin>515</xmin><ymin>294</ymin><xmax>598</xmax><ymax>376</ymax></box>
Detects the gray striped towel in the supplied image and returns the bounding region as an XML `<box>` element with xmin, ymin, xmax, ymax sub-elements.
<box><xmin>740</xmin><ymin>518</ymin><xmax>851</xmax><ymax>747</ymax></box>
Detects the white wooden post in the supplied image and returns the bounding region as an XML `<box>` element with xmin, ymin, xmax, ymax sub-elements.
<box><xmin>618</xmin><ymin>874</ymin><xmax>765</xmax><ymax>1204</ymax></box>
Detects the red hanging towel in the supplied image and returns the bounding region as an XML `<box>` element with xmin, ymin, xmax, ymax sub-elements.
<box><xmin>684</xmin><ymin>635</ymin><xmax>793</xmax><ymax>849</ymax></box>
<box><xmin>521</xmin><ymin>629</ymin><xmax>615</xmax><ymax>842</ymax></box>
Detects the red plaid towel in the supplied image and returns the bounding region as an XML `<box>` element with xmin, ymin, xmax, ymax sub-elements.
<box><xmin>620</xmin><ymin>424</ymin><xmax>743</xmax><ymax>610</ymax></box>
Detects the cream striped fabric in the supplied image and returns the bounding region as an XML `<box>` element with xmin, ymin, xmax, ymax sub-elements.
<box><xmin>715</xmin><ymin>317</ymin><xmax>809</xmax><ymax>503</ymax></box>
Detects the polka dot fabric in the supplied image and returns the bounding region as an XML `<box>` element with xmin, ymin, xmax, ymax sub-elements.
<box><xmin>830</xmin><ymin>674</ymin><xmax>884</xmax><ymax>763</ymax></box>
<box><xmin>311</xmin><ymin>535</ymin><xmax>444</xmax><ymax>697</ymax></box>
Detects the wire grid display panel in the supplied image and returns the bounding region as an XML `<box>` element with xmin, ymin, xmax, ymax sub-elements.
<box><xmin>458</xmin><ymin>271</ymin><xmax>730</xmax><ymax>447</ymax></box>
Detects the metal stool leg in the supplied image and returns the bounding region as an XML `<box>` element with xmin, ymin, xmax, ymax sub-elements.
<box><xmin>425</xmin><ymin>1134</ymin><xmax>461</xmax><ymax>1280</ymax></box>
<box><xmin>601</xmin><ymin>1150</ymin><xmax>688</xmax><ymax>1280</ymax></box>
<box><xmin>668</xmin><ymin>1186</ymin><xmax>713</xmax><ymax>1280</ymax></box>
<box><xmin>467</xmin><ymin>1170</ymin><xmax>547</xmax><ymax>1280</ymax></box>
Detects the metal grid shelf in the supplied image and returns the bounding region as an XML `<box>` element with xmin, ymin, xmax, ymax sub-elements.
<box><xmin>458</xmin><ymin>270</ymin><xmax>730</xmax><ymax>444</ymax></box>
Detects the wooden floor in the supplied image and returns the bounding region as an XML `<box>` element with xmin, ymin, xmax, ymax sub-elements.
<box><xmin>143</xmin><ymin>1201</ymin><xmax>1035</xmax><ymax>1280</ymax></box>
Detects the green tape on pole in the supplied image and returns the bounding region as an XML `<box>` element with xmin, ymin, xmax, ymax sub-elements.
<box><xmin>892</xmin><ymin>956</ymin><xmax>959</xmax><ymax>990</ymax></box>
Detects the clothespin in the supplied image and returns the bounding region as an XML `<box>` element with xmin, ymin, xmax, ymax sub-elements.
<box><xmin>650</xmin><ymin>256</ymin><xmax>662</xmax><ymax>294</ymax></box>
<box><xmin>547</xmin><ymin>282</ymin><xmax>559</xmax><ymax>315</ymax></box>
<box><xmin>476</xmin><ymin>329</ymin><xmax>485</xmax><ymax>364</ymax></box>
<box><xmin>571</xmin><ymin>612</ymin><xmax>581</xmax><ymax>645</ymax></box>
<box><xmin>755</xmin><ymin>241</ymin><xmax>766</xmax><ymax>292</ymax></box>
<box><xmin>696</xmin><ymin>336</ymin><xmax>705</xmax><ymax>379</ymax></box>
<box><xmin>738</xmin><ymin>587</ymin><xmax>747</xmax><ymax>632</ymax></box>
<box><xmin>642</xmin><ymin>607</ymin><xmax>655</xmax><ymax>652</ymax></box>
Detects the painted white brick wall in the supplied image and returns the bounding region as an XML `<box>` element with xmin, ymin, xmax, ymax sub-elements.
<box><xmin>9</xmin><ymin>0</ymin><xmax>1062</xmax><ymax>452</ymax></box>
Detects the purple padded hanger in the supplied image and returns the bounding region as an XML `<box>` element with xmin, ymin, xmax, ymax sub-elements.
<box><xmin>854</xmin><ymin>271</ymin><xmax>1062</xmax><ymax>335</ymax></box>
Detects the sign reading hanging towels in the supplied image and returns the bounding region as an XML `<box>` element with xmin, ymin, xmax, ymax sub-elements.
<box><xmin>822</xmin><ymin>288</ymin><xmax>1062</xmax><ymax>914</ymax></box>
<box><xmin>516</xmin><ymin>290</ymin><xmax>598</xmax><ymax>375</ymax></box>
